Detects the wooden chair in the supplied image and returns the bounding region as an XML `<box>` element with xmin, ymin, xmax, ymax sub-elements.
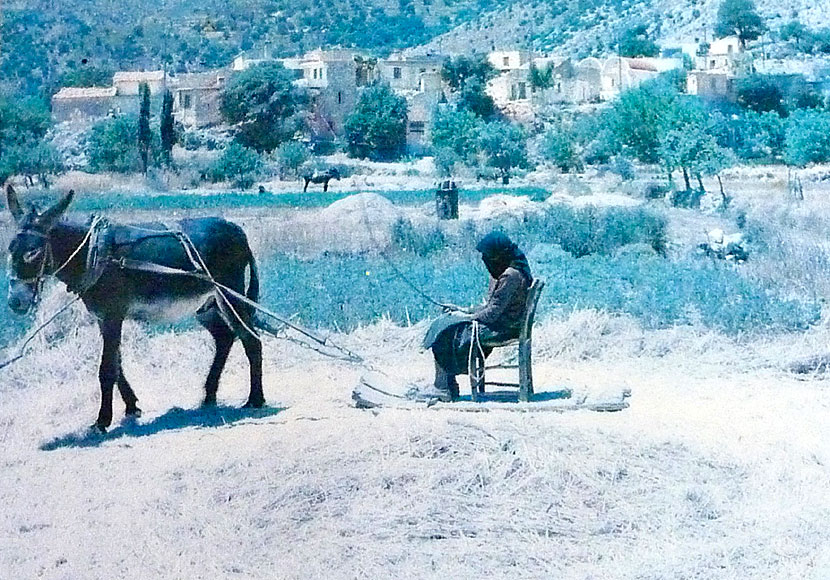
<box><xmin>468</xmin><ymin>278</ymin><xmax>545</xmax><ymax>403</ymax></box>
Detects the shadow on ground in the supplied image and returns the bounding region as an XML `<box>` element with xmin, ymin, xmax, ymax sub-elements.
<box><xmin>455</xmin><ymin>389</ymin><xmax>573</xmax><ymax>403</ymax></box>
<box><xmin>40</xmin><ymin>405</ymin><xmax>286</xmax><ymax>451</ymax></box>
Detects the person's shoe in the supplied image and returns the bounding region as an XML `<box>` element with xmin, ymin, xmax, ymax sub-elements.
<box><xmin>410</xmin><ymin>384</ymin><xmax>453</xmax><ymax>403</ymax></box>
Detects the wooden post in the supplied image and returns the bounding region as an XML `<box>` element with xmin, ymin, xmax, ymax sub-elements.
<box><xmin>435</xmin><ymin>180</ymin><xmax>459</xmax><ymax>220</ymax></box>
<box><xmin>518</xmin><ymin>338</ymin><xmax>533</xmax><ymax>402</ymax></box>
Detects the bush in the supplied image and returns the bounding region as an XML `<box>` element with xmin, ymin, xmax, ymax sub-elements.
<box><xmin>476</xmin><ymin>121</ymin><xmax>529</xmax><ymax>179</ymax></box>
<box><xmin>390</xmin><ymin>218</ymin><xmax>447</xmax><ymax>256</ymax></box>
<box><xmin>736</xmin><ymin>75</ymin><xmax>784</xmax><ymax>115</ymax></box>
<box><xmin>209</xmin><ymin>142</ymin><xmax>263</xmax><ymax>188</ymax></box>
<box><xmin>611</xmin><ymin>156</ymin><xmax>636</xmax><ymax>181</ymax></box>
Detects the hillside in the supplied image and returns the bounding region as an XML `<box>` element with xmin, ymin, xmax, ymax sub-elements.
<box><xmin>415</xmin><ymin>0</ymin><xmax>830</xmax><ymax>56</ymax></box>
<box><xmin>4</xmin><ymin>0</ymin><xmax>830</xmax><ymax>98</ymax></box>
<box><xmin>0</xmin><ymin>0</ymin><xmax>491</xmax><ymax>96</ymax></box>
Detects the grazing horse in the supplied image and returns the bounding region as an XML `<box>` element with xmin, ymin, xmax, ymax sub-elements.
<box><xmin>5</xmin><ymin>185</ymin><xmax>264</xmax><ymax>432</ymax></box>
<box><xmin>302</xmin><ymin>168</ymin><xmax>340</xmax><ymax>192</ymax></box>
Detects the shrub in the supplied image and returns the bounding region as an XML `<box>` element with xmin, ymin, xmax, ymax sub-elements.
<box><xmin>209</xmin><ymin>142</ymin><xmax>263</xmax><ymax>188</ymax></box>
<box><xmin>736</xmin><ymin>75</ymin><xmax>784</xmax><ymax>115</ymax></box>
<box><xmin>390</xmin><ymin>217</ymin><xmax>447</xmax><ymax>256</ymax></box>
<box><xmin>611</xmin><ymin>156</ymin><xmax>636</xmax><ymax>181</ymax></box>
<box><xmin>476</xmin><ymin>121</ymin><xmax>529</xmax><ymax>179</ymax></box>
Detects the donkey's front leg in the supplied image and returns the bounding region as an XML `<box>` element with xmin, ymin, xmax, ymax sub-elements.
<box><xmin>95</xmin><ymin>319</ymin><xmax>123</xmax><ymax>432</ymax></box>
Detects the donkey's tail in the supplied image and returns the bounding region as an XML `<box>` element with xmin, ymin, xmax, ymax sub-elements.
<box><xmin>246</xmin><ymin>247</ymin><xmax>260</xmax><ymax>303</ymax></box>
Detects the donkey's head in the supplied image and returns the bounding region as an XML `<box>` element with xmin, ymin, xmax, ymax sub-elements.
<box><xmin>5</xmin><ymin>185</ymin><xmax>74</xmax><ymax>314</ymax></box>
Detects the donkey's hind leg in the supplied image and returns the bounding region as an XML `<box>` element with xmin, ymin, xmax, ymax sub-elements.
<box><xmin>197</xmin><ymin>303</ymin><xmax>236</xmax><ymax>407</ymax></box>
<box><xmin>215</xmin><ymin>295</ymin><xmax>264</xmax><ymax>408</ymax></box>
<box><xmin>117</xmin><ymin>368</ymin><xmax>141</xmax><ymax>417</ymax></box>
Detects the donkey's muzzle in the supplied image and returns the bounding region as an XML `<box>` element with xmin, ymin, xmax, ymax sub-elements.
<box><xmin>8</xmin><ymin>280</ymin><xmax>36</xmax><ymax>315</ymax></box>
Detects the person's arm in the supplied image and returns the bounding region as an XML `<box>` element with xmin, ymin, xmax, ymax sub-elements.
<box><xmin>473</xmin><ymin>270</ymin><xmax>522</xmax><ymax>326</ymax></box>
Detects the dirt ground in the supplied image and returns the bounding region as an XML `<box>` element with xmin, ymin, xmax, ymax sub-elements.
<box><xmin>3</xmin><ymin>166</ymin><xmax>830</xmax><ymax>578</ymax></box>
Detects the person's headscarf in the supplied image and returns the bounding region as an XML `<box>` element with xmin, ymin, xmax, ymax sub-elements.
<box><xmin>475</xmin><ymin>231</ymin><xmax>532</xmax><ymax>282</ymax></box>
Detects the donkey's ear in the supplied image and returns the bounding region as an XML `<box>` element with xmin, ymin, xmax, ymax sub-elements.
<box><xmin>6</xmin><ymin>184</ymin><xmax>23</xmax><ymax>223</ymax></box>
<box><xmin>39</xmin><ymin>189</ymin><xmax>75</xmax><ymax>228</ymax></box>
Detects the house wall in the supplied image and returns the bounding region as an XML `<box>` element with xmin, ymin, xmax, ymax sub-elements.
<box><xmin>52</xmin><ymin>97</ymin><xmax>116</xmax><ymax>123</ymax></box>
<box><xmin>173</xmin><ymin>88</ymin><xmax>223</xmax><ymax>127</ymax></box>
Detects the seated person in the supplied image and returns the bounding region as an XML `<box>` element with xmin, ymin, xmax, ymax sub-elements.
<box><xmin>420</xmin><ymin>231</ymin><xmax>532</xmax><ymax>402</ymax></box>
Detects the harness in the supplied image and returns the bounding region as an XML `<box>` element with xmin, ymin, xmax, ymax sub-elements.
<box><xmin>2</xmin><ymin>218</ymin><xmax>363</xmax><ymax>370</ymax></box>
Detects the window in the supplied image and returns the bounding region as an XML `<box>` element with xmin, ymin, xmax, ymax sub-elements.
<box><xmin>313</xmin><ymin>69</ymin><xmax>318</xmax><ymax>80</ymax></box>
<box><xmin>503</xmin><ymin>56</ymin><xmax>510</xmax><ymax>67</ymax></box>
<box><xmin>409</xmin><ymin>121</ymin><xmax>425</xmax><ymax>133</ymax></box>
<box><xmin>727</xmin><ymin>45</ymin><xmax>733</xmax><ymax>54</ymax></box>
<box><xmin>393</xmin><ymin>67</ymin><xmax>402</xmax><ymax>79</ymax></box>
<box><xmin>518</xmin><ymin>82</ymin><xmax>527</xmax><ymax>99</ymax></box>
<box><xmin>183</xmin><ymin>93</ymin><xmax>192</xmax><ymax>109</ymax></box>
<box><xmin>337</xmin><ymin>91</ymin><xmax>342</xmax><ymax>104</ymax></box>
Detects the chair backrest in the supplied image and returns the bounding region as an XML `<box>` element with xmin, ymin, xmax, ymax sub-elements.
<box><xmin>520</xmin><ymin>278</ymin><xmax>545</xmax><ymax>341</ymax></box>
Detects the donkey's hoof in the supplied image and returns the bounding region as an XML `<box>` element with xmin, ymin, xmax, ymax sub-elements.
<box><xmin>126</xmin><ymin>406</ymin><xmax>143</xmax><ymax>418</ymax></box>
<box><xmin>90</xmin><ymin>423</ymin><xmax>108</xmax><ymax>435</ymax></box>
<box><xmin>242</xmin><ymin>399</ymin><xmax>265</xmax><ymax>409</ymax></box>
<box><xmin>201</xmin><ymin>399</ymin><xmax>217</xmax><ymax>408</ymax></box>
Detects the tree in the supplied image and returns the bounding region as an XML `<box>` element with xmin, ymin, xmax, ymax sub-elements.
<box><xmin>275</xmin><ymin>141</ymin><xmax>309</xmax><ymax>179</ymax></box>
<box><xmin>715</xmin><ymin>0</ymin><xmax>766</xmax><ymax>48</ymax></box>
<box><xmin>210</xmin><ymin>142</ymin><xmax>263</xmax><ymax>188</ymax></box>
<box><xmin>619</xmin><ymin>24</ymin><xmax>660</xmax><ymax>58</ymax></box>
<box><xmin>137</xmin><ymin>82</ymin><xmax>152</xmax><ymax>173</ymax></box>
<box><xmin>785</xmin><ymin>109</ymin><xmax>830</xmax><ymax>167</ymax></box>
<box><xmin>220</xmin><ymin>62</ymin><xmax>307</xmax><ymax>152</ymax></box>
<box><xmin>476</xmin><ymin>121</ymin><xmax>528</xmax><ymax>183</ymax></box>
<box><xmin>458</xmin><ymin>77</ymin><xmax>496</xmax><ymax>119</ymax></box>
<box><xmin>529</xmin><ymin>63</ymin><xmax>554</xmax><ymax>90</ymax></box>
<box><xmin>441</xmin><ymin>55</ymin><xmax>496</xmax><ymax>91</ymax></box>
<box><xmin>540</xmin><ymin>122</ymin><xmax>582</xmax><ymax>173</ymax></box>
<box><xmin>736</xmin><ymin>75</ymin><xmax>784</xmax><ymax>114</ymax></box>
<box><xmin>659</xmin><ymin>122</ymin><xmax>734</xmax><ymax>197</ymax></box>
<box><xmin>160</xmin><ymin>89</ymin><xmax>176</xmax><ymax>167</ymax></box>
<box><xmin>779</xmin><ymin>20</ymin><xmax>812</xmax><ymax>52</ymax></box>
<box><xmin>607</xmin><ymin>78</ymin><xmax>685</xmax><ymax>163</ymax></box>
<box><xmin>344</xmin><ymin>83</ymin><xmax>407</xmax><ymax>160</ymax></box>
<box><xmin>430</xmin><ymin>107</ymin><xmax>482</xmax><ymax>160</ymax></box>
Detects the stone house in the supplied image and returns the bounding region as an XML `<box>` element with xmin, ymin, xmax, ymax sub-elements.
<box><xmin>488</xmin><ymin>50</ymin><xmax>533</xmax><ymax>73</ymax></box>
<box><xmin>600</xmin><ymin>57</ymin><xmax>681</xmax><ymax>100</ymax></box>
<box><xmin>51</xmin><ymin>87</ymin><xmax>119</xmax><ymax>123</ymax></box>
<box><xmin>288</xmin><ymin>49</ymin><xmax>374</xmax><ymax>136</ymax></box>
<box><xmin>112</xmin><ymin>70</ymin><xmax>166</xmax><ymax>96</ymax></box>
<box><xmin>377</xmin><ymin>53</ymin><xmax>444</xmax><ymax>92</ymax></box>
<box><xmin>687</xmin><ymin>70</ymin><xmax>735</xmax><ymax>100</ymax></box>
<box><xmin>696</xmin><ymin>36</ymin><xmax>741</xmax><ymax>72</ymax></box>
<box><xmin>400</xmin><ymin>71</ymin><xmax>445</xmax><ymax>152</ymax></box>
<box><xmin>170</xmin><ymin>70</ymin><xmax>228</xmax><ymax>127</ymax></box>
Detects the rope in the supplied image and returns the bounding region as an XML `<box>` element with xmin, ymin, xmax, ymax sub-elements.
<box><xmin>358</xmin><ymin>195</ymin><xmax>447</xmax><ymax>309</ymax></box>
<box><xmin>0</xmin><ymin>296</ymin><xmax>83</xmax><ymax>371</ymax></box>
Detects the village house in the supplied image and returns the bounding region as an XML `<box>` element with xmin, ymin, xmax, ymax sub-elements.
<box><xmin>51</xmin><ymin>87</ymin><xmax>119</xmax><ymax>123</ymax></box>
<box><xmin>286</xmin><ymin>49</ymin><xmax>374</xmax><ymax>137</ymax></box>
<box><xmin>697</xmin><ymin>36</ymin><xmax>742</xmax><ymax>72</ymax></box>
<box><xmin>170</xmin><ymin>70</ymin><xmax>228</xmax><ymax>127</ymax></box>
<box><xmin>488</xmin><ymin>50</ymin><xmax>533</xmax><ymax>73</ymax></box>
<box><xmin>51</xmin><ymin>70</ymin><xmax>168</xmax><ymax>123</ymax></box>
<box><xmin>687</xmin><ymin>70</ymin><xmax>735</xmax><ymax>100</ymax></box>
<box><xmin>600</xmin><ymin>56</ymin><xmax>682</xmax><ymax>100</ymax></box>
<box><xmin>377</xmin><ymin>53</ymin><xmax>443</xmax><ymax>92</ymax></box>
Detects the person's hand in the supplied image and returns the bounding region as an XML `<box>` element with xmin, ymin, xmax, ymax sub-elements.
<box><xmin>439</xmin><ymin>303</ymin><xmax>463</xmax><ymax>313</ymax></box>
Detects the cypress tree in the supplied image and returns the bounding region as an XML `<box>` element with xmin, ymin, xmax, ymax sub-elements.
<box><xmin>160</xmin><ymin>89</ymin><xmax>175</xmax><ymax>167</ymax></box>
<box><xmin>137</xmin><ymin>82</ymin><xmax>151</xmax><ymax>174</ymax></box>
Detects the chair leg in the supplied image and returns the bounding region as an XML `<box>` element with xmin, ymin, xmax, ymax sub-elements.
<box><xmin>518</xmin><ymin>338</ymin><xmax>533</xmax><ymax>402</ymax></box>
<box><xmin>469</xmin><ymin>349</ymin><xmax>485</xmax><ymax>402</ymax></box>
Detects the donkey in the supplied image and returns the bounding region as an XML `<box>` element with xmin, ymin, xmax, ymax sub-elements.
<box><xmin>302</xmin><ymin>168</ymin><xmax>340</xmax><ymax>193</ymax></box>
<box><xmin>5</xmin><ymin>185</ymin><xmax>264</xmax><ymax>432</ymax></box>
